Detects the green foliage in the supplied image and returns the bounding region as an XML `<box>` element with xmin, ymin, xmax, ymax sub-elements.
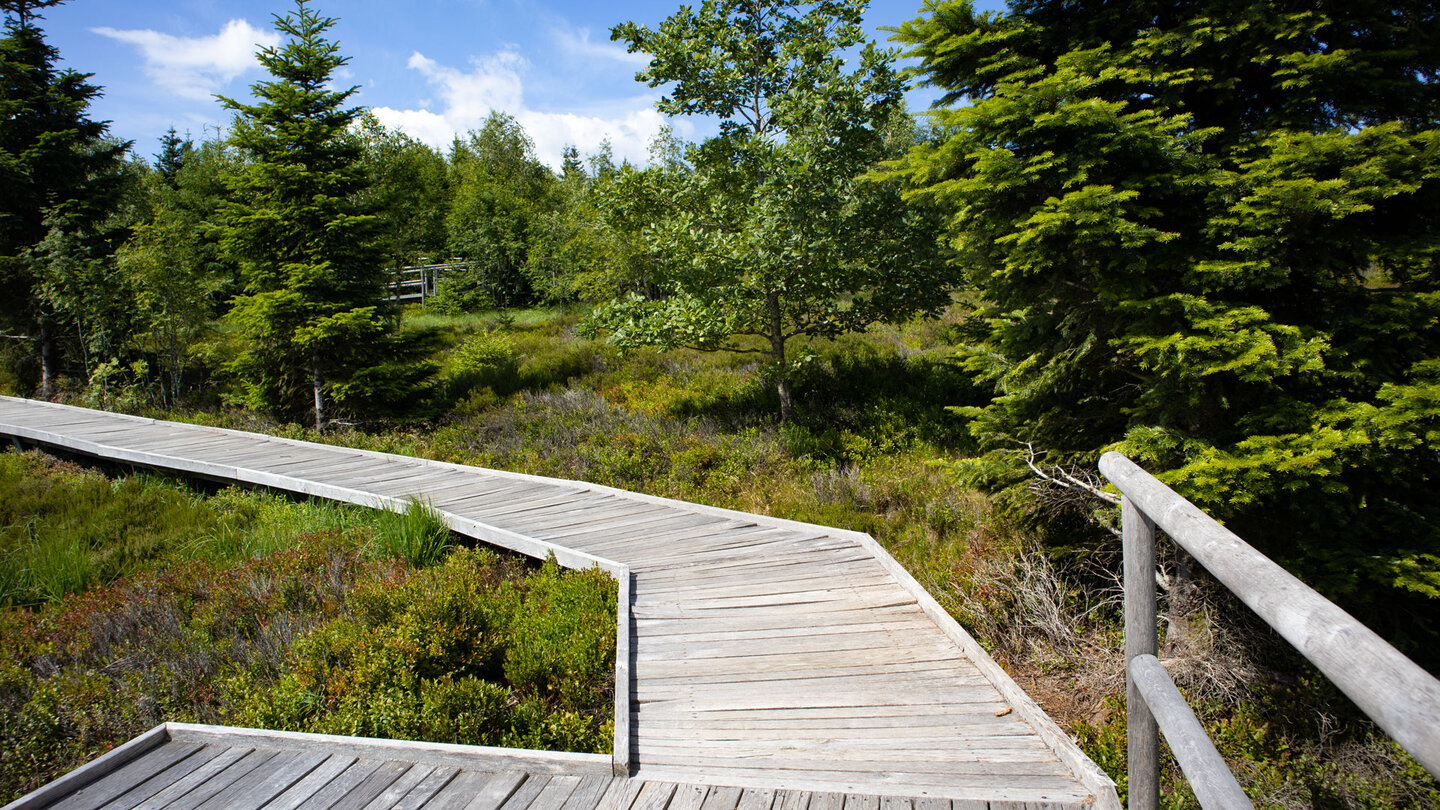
<box><xmin>892</xmin><ymin>1</ymin><xmax>1440</xmax><ymax>631</ymax></box>
<box><xmin>0</xmin><ymin>0</ymin><xmax>130</xmax><ymax>396</ymax></box>
<box><xmin>0</xmin><ymin>453</ymin><xmax>618</xmax><ymax>801</ymax></box>
<box><xmin>116</xmin><ymin>137</ymin><xmax>237</xmax><ymax>407</ymax></box>
<box><xmin>442</xmin><ymin>330</ymin><xmax>520</xmax><ymax>400</ymax></box>
<box><xmin>592</xmin><ymin>0</ymin><xmax>951</xmax><ymax>421</ymax></box>
<box><xmin>233</xmin><ymin>549</ymin><xmax>614</xmax><ymax>752</ymax></box>
<box><xmin>0</xmin><ymin>538</ymin><xmax>390</xmax><ymax>803</ymax></box>
<box><xmin>219</xmin><ymin>0</ymin><xmax>432</xmax><ymax>428</ymax></box>
<box><xmin>443</xmin><ymin>113</ymin><xmax>560</xmax><ymax>309</ymax></box>
<box><xmin>372</xmin><ymin>498</ymin><xmax>453</xmax><ymax>568</ymax></box>
<box><xmin>355</xmin><ymin>113</ymin><xmax>450</xmax><ymax>276</ymax></box>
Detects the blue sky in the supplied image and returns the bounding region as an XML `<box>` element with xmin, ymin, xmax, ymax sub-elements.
<box><xmin>35</xmin><ymin>0</ymin><xmax>1004</xmax><ymax>170</ymax></box>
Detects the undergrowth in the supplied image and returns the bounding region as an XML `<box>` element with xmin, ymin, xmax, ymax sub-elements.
<box><xmin>0</xmin><ymin>454</ymin><xmax>616</xmax><ymax>804</ymax></box>
<box><xmin>12</xmin><ymin>303</ymin><xmax>1438</xmax><ymax>808</ymax></box>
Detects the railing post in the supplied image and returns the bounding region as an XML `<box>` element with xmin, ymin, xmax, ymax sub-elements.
<box><xmin>1123</xmin><ymin>494</ymin><xmax>1159</xmax><ymax>809</ymax></box>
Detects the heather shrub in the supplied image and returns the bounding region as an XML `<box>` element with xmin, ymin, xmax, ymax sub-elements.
<box><xmin>232</xmin><ymin>549</ymin><xmax>615</xmax><ymax>753</ymax></box>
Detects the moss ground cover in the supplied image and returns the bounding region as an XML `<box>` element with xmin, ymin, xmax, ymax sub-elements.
<box><xmin>0</xmin><ymin>451</ymin><xmax>616</xmax><ymax>804</ymax></box>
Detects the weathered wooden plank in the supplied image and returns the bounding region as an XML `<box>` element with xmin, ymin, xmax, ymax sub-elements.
<box><xmin>878</xmin><ymin>797</ymin><xmax>911</xmax><ymax>810</ymax></box>
<box><xmin>98</xmin><ymin>745</ymin><xmax>229</xmax><ymax>810</ymax></box>
<box><xmin>665</xmin><ymin>784</ymin><xmax>711</xmax><ymax>810</ymax></box>
<box><xmin>590</xmin><ymin>778</ymin><xmax>648</xmax><ymax>810</ymax></box>
<box><xmin>525</xmin><ymin>776</ymin><xmax>584</xmax><ymax>810</ymax></box>
<box><xmin>125</xmin><ymin>747</ymin><xmax>256</xmax><ymax>810</ymax></box>
<box><xmin>157</xmin><ymin>749</ymin><xmax>280</xmax><ymax>810</ymax></box>
<box><xmin>592</xmin><ymin>779</ymin><xmax>644</xmax><ymax>810</ymax></box>
<box><xmin>634</xmin><ymin>721</ymin><xmax>1051</xmax><ymax>743</ymax></box>
<box><xmin>496</xmin><ymin>775</ymin><xmax>553</xmax><ymax>810</ymax></box>
<box><xmin>193</xmin><ymin>749</ymin><xmax>329</xmax><ymax>810</ymax></box>
<box><xmin>698</xmin><ymin>786</ymin><xmax>742</xmax><ymax>810</ymax></box>
<box><xmin>288</xmin><ymin>759</ymin><xmax>385</xmax><ymax>810</ymax></box>
<box><xmin>843</xmin><ymin>794</ymin><xmax>879</xmax><ymax>810</ymax></box>
<box><xmin>806</xmin><ymin>794</ymin><xmax>844</xmax><ymax>810</ymax></box>
<box><xmin>557</xmin><ymin>776</ymin><xmax>619</xmax><ymax>810</ymax></box>
<box><xmin>419</xmin><ymin>770</ymin><xmax>501</xmax><ymax>810</ymax></box>
<box><xmin>631</xmin><ymin>741</ymin><xmax>1061</xmax><ymax>767</ymax></box>
<box><xmin>771</xmin><ymin>790</ymin><xmax>811</xmax><ymax>810</ymax></box>
<box><xmin>263</xmin><ymin>754</ymin><xmax>361</xmax><ymax>810</ymax></box>
<box><xmin>628</xmin><ymin>781</ymin><xmax>677</xmax><ymax>810</ymax></box>
<box><xmin>41</xmin><ymin>740</ymin><xmax>201</xmax><ymax>810</ymax></box>
<box><xmin>326</xmin><ymin>760</ymin><xmax>414</xmax><ymax>810</ymax></box>
<box><xmin>614</xmin><ymin>567</ymin><xmax>634</xmax><ymax>776</ymax></box>
<box><xmin>735</xmin><ymin>789</ymin><xmax>776</xmax><ymax>810</ymax></box>
<box><xmin>386</xmin><ymin>766</ymin><xmax>460</xmax><ymax>810</ymax></box>
<box><xmin>467</xmin><ymin>772</ymin><xmax>532</xmax><ymax>810</ymax></box>
<box><xmin>166</xmin><ymin>723</ymin><xmax>612</xmax><ymax>776</ymax></box>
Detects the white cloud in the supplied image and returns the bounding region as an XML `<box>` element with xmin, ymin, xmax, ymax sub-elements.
<box><xmin>93</xmin><ymin>19</ymin><xmax>280</xmax><ymax>101</ymax></box>
<box><xmin>551</xmin><ymin>26</ymin><xmax>650</xmax><ymax>67</ymax></box>
<box><xmin>372</xmin><ymin>50</ymin><xmax>685</xmax><ymax>170</ymax></box>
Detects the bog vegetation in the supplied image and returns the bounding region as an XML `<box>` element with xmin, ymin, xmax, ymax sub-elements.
<box><xmin>0</xmin><ymin>451</ymin><xmax>617</xmax><ymax>803</ymax></box>
<box><xmin>0</xmin><ymin>0</ymin><xmax>1437</xmax><ymax>806</ymax></box>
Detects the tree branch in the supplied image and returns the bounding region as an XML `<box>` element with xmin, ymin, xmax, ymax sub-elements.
<box><xmin>1022</xmin><ymin>442</ymin><xmax>1122</xmax><ymax>507</ymax></box>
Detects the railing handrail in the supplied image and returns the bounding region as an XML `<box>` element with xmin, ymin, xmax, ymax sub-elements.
<box><xmin>1100</xmin><ymin>451</ymin><xmax>1440</xmax><ymax>807</ymax></box>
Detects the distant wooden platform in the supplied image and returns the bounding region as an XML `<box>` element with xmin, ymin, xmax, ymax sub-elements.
<box><xmin>0</xmin><ymin>398</ymin><xmax>1118</xmax><ymax>810</ymax></box>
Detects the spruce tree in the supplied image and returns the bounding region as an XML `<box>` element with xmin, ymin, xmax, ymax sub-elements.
<box><xmin>893</xmin><ymin>1</ymin><xmax>1440</xmax><ymax>629</ymax></box>
<box><xmin>220</xmin><ymin>0</ymin><xmax>423</xmax><ymax>429</ymax></box>
<box><xmin>0</xmin><ymin>0</ymin><xmax>127</xmax><ymax>397</ymax></box>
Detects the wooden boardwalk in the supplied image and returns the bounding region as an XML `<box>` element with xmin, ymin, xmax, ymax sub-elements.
<box><xmin>0</xmin><ymin>398</ymin><xmax>1118</xmax><ymax>810</ymax></box>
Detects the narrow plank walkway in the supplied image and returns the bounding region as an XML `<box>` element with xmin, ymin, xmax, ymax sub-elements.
<box><xmin>0</xmin><ymin>398</ymin><xmax>1118</xmax><ymax>810</ymax></box>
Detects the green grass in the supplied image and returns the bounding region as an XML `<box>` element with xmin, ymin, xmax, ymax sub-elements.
<box><xmin>371</xmin><ymin>498</ymin><xmax>454</xmax><ymax>567</ymax></box>
<box><xmin>400</xmin><ymin>305</ymin><xmax>568</xmax><ymax>335</ymax></box>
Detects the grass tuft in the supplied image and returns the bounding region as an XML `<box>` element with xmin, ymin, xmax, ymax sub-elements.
<box><xmin>372</xmin><ymin>498</ymin><xmax>453</xmax><ymax>567</ymax></box>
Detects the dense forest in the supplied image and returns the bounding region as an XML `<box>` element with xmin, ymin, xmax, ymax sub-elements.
<box><xmin>2</xmin><ymin>0</ymin><xmax>1438</xmax><ymax>805</ymax></box>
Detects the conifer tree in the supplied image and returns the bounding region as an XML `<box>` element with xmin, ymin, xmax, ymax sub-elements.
<box><xmin>893</xmin><ymin>1</ymin><xmax>1440</xmax><ymax>621</ymax></box>
<box><xmin>154</xmin><ymin>127</ymin><xmax>191</xmax><ymax>188</ymax></box>
<box><xmin>219</xmin><ymin>0</ymin><xmax>427</xmax><ymax>428</ymax></box>
<box><xmin>0</xmin><ymin>0</ymin><xmax>128</xmax><ymax>397</ymax></box>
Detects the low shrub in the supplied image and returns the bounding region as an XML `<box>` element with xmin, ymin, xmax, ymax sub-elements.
<box><xmin>231</xmin><ymin>550</ymin><xmax>615</xmax><ymax>753</ymax></box>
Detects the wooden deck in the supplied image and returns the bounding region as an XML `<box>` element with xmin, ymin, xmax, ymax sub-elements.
<box><xmin>0</xmin><ymin>397</ymin><xmax>1118</xmax><ymax>810</ymax></box>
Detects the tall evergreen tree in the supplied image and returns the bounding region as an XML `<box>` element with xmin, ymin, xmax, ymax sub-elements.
<box><xmin>0</xmin><ymin>0</ymin><xmax>128</xmax><ymax>397</ymax></box>
<box><xmin>893</xmin><ymin>1</ymin><xmax>1440</xmax><ymax>623</ymax></box>
<box><xmin>154</xmin><ymin>126</ymin><xmax>191</xmax><ymax>188</ymax></box>
<box><xmin>219</xmin><ymin>0</ymin><xmax>428</xmax><ymax>428</ymax></box>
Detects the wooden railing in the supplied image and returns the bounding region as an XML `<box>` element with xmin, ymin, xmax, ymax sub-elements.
<box><xmin>391</xmin><ymin>260</ymin><xmax>467</xmax><ymax>304</ymax></box>
<box><xmin>1099</xmin><ymin>451</ymin><xmax>1440</xmax><ymax>809</ymax></box>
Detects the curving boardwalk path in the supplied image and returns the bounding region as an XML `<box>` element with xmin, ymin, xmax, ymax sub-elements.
<box><xmin>0</xmin><ymin>398</ymin><xmax>1117</xmax><ymax>810</ymax></box>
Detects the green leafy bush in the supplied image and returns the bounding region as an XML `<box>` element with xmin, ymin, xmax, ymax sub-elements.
<box><xmin>232</xmin><ymin>549</ymin><xmax>615</xmax><ymax>752</ymax></box>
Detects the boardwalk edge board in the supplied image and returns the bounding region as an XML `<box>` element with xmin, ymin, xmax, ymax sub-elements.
<box><xmin>166</xmin><ymin>724</ymin><xmax>614</xmax><ymax>774</ymax></box>
<box><xmin>0</xmin><ymin>398</ymin><xmax>1118</xmax><ymax>809</ymax></box>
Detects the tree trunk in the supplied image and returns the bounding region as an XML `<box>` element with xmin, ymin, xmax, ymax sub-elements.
<box><xmin>39</xmin><ymin>320</ymin><xmax>55</xmax><ymax>400</ymax></box>
<box><xmin>776</xmin><ymin>375</ymin><xmax>796</xmax><ymax>423</ymax></box>
<box><xmin>312</xmin><ymin>352</ymin><xmax>326</xmax><ymax>433</ymax></box>
<box><xmin>766</xmin><ymin>290</ymin><xmax>795</xmax><ymax>422</ymax></box>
